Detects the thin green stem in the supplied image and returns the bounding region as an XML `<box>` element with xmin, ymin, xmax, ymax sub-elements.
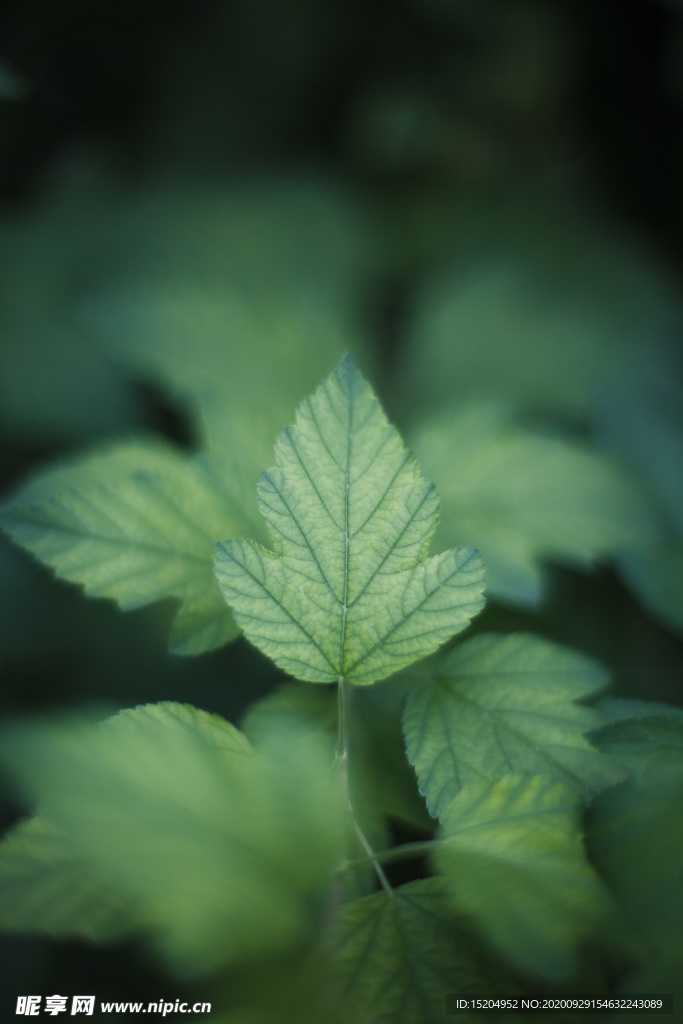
<box><xmin>350</xmin><ymin>817</ymin><xmax>393</xmax><ymax>896</ymax></box>
<box><xmin>336</xmin><ymin>676</ymin><xmax>393</xmax><ymax>898</ymax></box>
<box><xmin>336</xmin><ymin>674</ymin><xmax>347</xmax><ymax>763</ymax></box>
<box><xmin>335</xmin><ymin>676</ymin><xmax>350</xmax><ymax>811</ymax></box>
<box><xmin>335</xmin><ymin>839</ymin><xmax>440</xmax><ymax>877</ymax></box>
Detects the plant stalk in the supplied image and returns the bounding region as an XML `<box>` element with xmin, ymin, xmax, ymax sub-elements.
<box><xmin>335</xmin><ymin>839</ymin><xmax>439</xmax><ymax>876</ymax></box>
<box><xmin>336</xmin><ymin>676</ymin><xmax>393</xmax><ymax>897</ymax></box>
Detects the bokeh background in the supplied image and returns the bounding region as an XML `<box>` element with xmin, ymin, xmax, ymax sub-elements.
<box><xmin>1</xmin><ymin>0</ymin><xmax>682</xmax><ymax>1015</ymax></box>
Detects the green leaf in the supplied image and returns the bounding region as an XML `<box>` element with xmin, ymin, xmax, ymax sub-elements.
<box><xmin>598</xmin><ymin>696</ymin><xmax>683</xmax><ymax>723</ymax></box>
<box><xmin>434</xmin><ymin>773</ymin><xmax>608</xmax><ymax>978</ymax></box>
<box><xmin>82</xmin><ymin>178</ymin><xmax>374</xmax><ymax>312</ymax></box>
<box><xmin>0</xmin><ymin>701</ymin><xmax>343</xmax><ymax>976</ymax></box>
<box><xmin>108</xmin><ymin>699</ymin><xmax>256</xmax><ymax>757</ymax></box>
<box><xmin>410</xmin><ymin>405</ymin><xmax>656</xmax><ymax>606</ymax></box>
<box><xmin>241</xmin><ymin>680</ymin><xmax>337</xmax><ymax>744</ymax></box>
<box><xmin>403</xmin><ymin>633</ymin><xmax>615</xmax><ymax>818</ymax></box>
<box><xmin>0</xmin><ymin>439</ymin><xmax>258</xmax><ymax>655</ymax></box>
<box><xmin>215</xmin><ymin>357</ymin><xmax>486</xmax><ymax>685</ymax></box>
<box><xmin>0</xmin><ymin>817</ymin><xmax>137</xmax><ymax>943</ymax></box>
<box><xmin>397</xmin><ymin>192</ymin><xmax>682</xmax><ymax>420</ymax></box>
<box><xmin>87</xmin><ymin>286</ymin><xmax>360</xmax><ymax>465</ymax></box>
<box><xmin>78</xmin><ymin>180</ymin><xmax>376</xmax><ymax>469</ymax></box>
<box><xmin>589</xmin><ymin>715</ymin><xmax>683</xmax><ymax>778</ymax></box>
<box><xmin>598</xmin><ymin>375</ymin><xmax>683</xmax><ymax>635</ymax></box>
<box><xmin>335</xmin><ymin>878</ymin><xmax>522</xmax><ymax>1024</ymax></box>
<box><xmin>587</xmin><ymin>770</ymin><xmax>683</xmax><ymax>992</ymax></box>
<box><xmin>619</xmin><ymin>543</ymin><xmax>683</xmax><ymax>636</ymax></box>
<box><xmin>0</xmin><ymin>170</ymin><xmax>141</xmax><ymax>443</ymax></box>
<box><xmin>598</xmin><ymin>376</ymin><xmax>683</xmax><ymax>537</ymax></box>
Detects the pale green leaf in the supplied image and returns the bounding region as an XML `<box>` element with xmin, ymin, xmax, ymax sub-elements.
<box><xmin>215</xmin><ymin>357</ymin><xmax>486</xmax><ymax>686</ymax></box>
<box><xmin>336</xmin><ymin>878</ymin><xmax>521</xmax><ymax>1024</ymax></box>
<box><xmin>434</xmin><ymin>773</ymin><xmax>608</xmax><ymax>978</ymax></box>
<box><xmin>241</xmin><ymin>681</ymin><xmax>337</xmax><ymax>749</ymax></box>
<box><xmin>0</xmin><ymin>817</ymin><xmax>137</xmax><ymax>943</ymax></box>
<box><xmin>410</xmin><ymin>405</ymin><xmax>656</xmax><ymax>606</ymax></box>
<box><xmin>0</xmin><ymin>701</ymin><xmax>343</xmax><ymax>976</ymax></box>
<box><xmin>110</xmin><ymin>699</ymin><xmax>255</xmax><ymax>758</ymax></box>
<box><xmin>0</xmin><ymin>439</ymin><xmax>256</xmax><ymax>655</ymax></box>
<box><xmin>403</xmin><ymin>633</ymin><xmax>615</xmax><ymax>818</ymax></box>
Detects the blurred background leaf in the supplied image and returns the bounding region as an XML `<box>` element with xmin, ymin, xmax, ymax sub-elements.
<box><xmin>587</xmin><ymin>715</ymin><xmax>683</xmax><ymax>994</ymax></box>
<box><xmin>410</xmin><ymin>403</ymin><xmax>657</xmax><ymax>606</ymax></box>
<box><xmin>394</xmin><ymin>190</ymin><xmax>682</xmax><ymax>421</ymax></box>
<box><xmin>0</xmin><ymin>702</ymin><xmax>342</xmax><ymax>978</ymax></box>
<box><xmin>434</xmin><ymin>773</ymin><xmax>610</xmax><ymax>979</ymax></box>
<box><xmin>0</xmin><ymin>816</ymin><xmax>139</xmax><ymax>943</ymax></box>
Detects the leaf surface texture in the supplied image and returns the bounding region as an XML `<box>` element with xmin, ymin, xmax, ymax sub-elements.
<box><xmin>0</xmin><ymin>440</ymin><xmax>254</xmax><ymax>654</ymax></box>
<box><xmin>336</xmin><ymin>878</ymin><xmax>519</xmax><ymax>1024</ymax></box>
<box><xmin>403</xmin><ymin>633</ymin><xmax>614</xmax><ymax>818</ymax></box>
<box><xmin>215</xmin><ymin>357</ymin><xmax>486</xmax><ymax>685</ymax></box>
<box><xmin>434</xmin><ymin>773</ymin><xmax>608</xmax><ymax>977</ymax></box>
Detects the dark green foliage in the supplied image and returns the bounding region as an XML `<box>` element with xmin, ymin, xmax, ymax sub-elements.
<box><xmin>1</xmin><ymin>2</ymin><xmax>682</xmax><ymax>1020</ymax></box>
<box><xmin>2</xmin><ymin>361</ymin><xmax>683</xmax><ymax>1019</ymax></box>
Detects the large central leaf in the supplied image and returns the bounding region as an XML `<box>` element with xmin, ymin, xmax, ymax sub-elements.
<box><xmin>215</xmin><ymin>356</ymin><xmax>486</xmax><ymax>685</ymax></box>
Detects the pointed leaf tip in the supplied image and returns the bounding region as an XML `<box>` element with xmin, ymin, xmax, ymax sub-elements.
<box><xmin>340</xmin><ymin>352</ymin><xmax>357</xmax><ymax>373</ymax></box>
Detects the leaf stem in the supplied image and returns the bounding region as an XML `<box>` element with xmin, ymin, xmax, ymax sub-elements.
<box><xmin>349</xmin><ymin>816</ymin><xmax>394</xmax><ymax>896</ymax></box>
<box><xmin>336</xmin><ymin>674</ymin><xmax>347</xmax><ymax>765</ymax></box>
<box><xmin>336</xmin><ymin>676</ymin><xmax>393</xmax><ymax>898</ymax></box>
<box><xmin>335</xmin><ymin>839</ymin><xmax>440</xmax><ymax>876</ymax></box>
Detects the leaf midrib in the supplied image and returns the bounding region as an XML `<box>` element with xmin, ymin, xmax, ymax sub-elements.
<box><xmin>338</xmin><ymin>371</ymin><xmax>353</xmax><ymax>681</ymax></box>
